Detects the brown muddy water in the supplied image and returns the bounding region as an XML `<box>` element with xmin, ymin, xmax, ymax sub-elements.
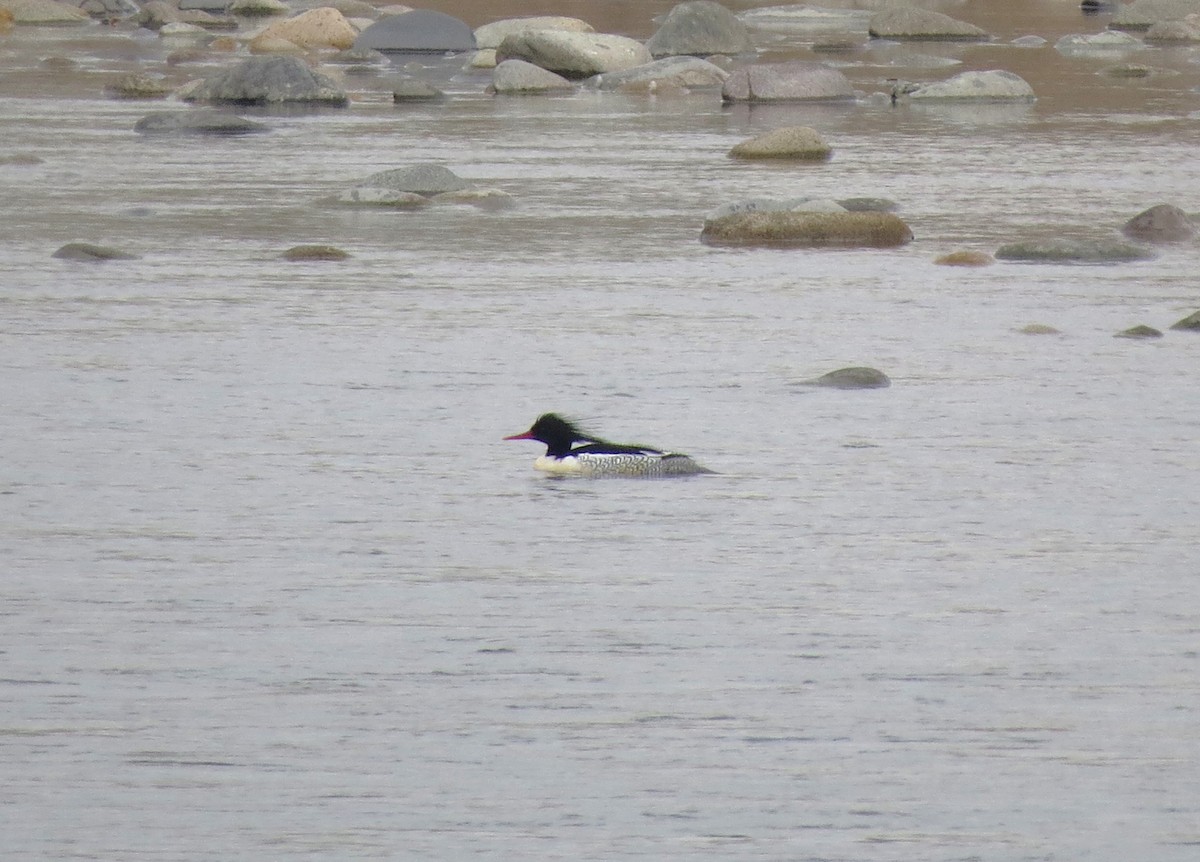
<box><xmin>2</xmin><ymin>1</ymin><xmax>1199</xmax><ymax>860</ymax></box>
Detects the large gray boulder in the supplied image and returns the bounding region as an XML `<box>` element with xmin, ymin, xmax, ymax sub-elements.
<box><xmin>495</xmin><ymin>30</ymin><xmax>651</xmax><ymax>78</ymax></box>
<box><xmin>1112</xmin><ymin>0</ymin><xmax>1200</xmax><ymax>30</ymax></box>
<box><xmin>586</xmin><ymin>56</ymin><xmax>728</xmax><ymax>91</ymax></box>
<box><xmin>645</xmin><ymin>1</ymin><xmax>753</xmax><ymax>58</ymax></box>
<box><xmin>1121</xmin><ymin>204</ymin><xmax>1196</xmax><ymax>242</ymax></box>
<box><xmin>721</xmin><ymin>61</ymin><xmax>855</xmax><ymax>102</ymax></box>
<box><xmin>490</xmin><ymin>59</ymin><xmax>575</xmax><ymax>95</ymax></box>
<box><xmin>995</xmin><ymin>237</ymin><xmax>1155</xmax><ymax>263</ymax></box>
<box><xmin>134</xmin><ymin>109</ymin><xmax>269</xmax><ymax>134</ymax></box>
<box><xmin>184</xmin><ymin>56</ymin><xmax>348</xmax><ymax>105</ymax></box>
<box><xmin>868</xmin><ymin>7</ymin><xmax>989</xmax><ymax>41</ymax></box>
<box><xmin>908</xmin><ymin>70</ymin><xmax>1035</xmax><ymax>101</ymax></box>
<box><xmin>354</xmin><ymin>9</ymin><xmax>474</xmax><ymax>53</ymax></box>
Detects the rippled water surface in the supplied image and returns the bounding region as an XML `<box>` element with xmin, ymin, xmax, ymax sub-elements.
<box><xmin>3</xmin><ymin>2</ymin><xmax>1200</xmax><ymax>859</ymax></box>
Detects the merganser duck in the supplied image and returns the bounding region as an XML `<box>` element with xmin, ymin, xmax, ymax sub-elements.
<box><xmin>504</xmin><ymin>413</ymin><xmax>714</xmax><ymax>478</ymax></box>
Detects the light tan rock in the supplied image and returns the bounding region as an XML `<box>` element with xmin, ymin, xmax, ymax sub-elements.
<box><xmin>256</xmin><ymin>6</ymin><xmax>357</xmax><ymax>51</ymax></box>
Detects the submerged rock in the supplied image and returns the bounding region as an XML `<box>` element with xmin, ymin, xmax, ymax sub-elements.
<box><xmin>1019</xmin><ymin>323</ymin><xmax>1062</xmax><ymax>335</ymax></box>
<box><xmin>935</xmin><ymin>250</ymin><xmax>993</xmax><ymax>266</ymax></box>
<box><xmin>995</xmin><ymin>237</ymin><xmax>1155</xmax><ymax>263</ymax></box>
<box><xmin>868</xmin><ymin>7</ymin><xmax>988</xmax><ymax>41</ymax></box>
<box><xmin>133</xmin><ymin>109</ymin><xmax>268</xmax><ymax>135</ymax></box>
<box><xmin>1121</xmin><ymin>204</ymin><xmax>1195</xmax><ymax>242</ymax></box>
<box><xmin>1169</xmin><ymin>309</ymin><xmax>1200</xmax><ymax>331</ymax></box>
<box><xmin>908</xmin><ymin>70</ymin><xmax>1034</xmax><ymax>101</ymax></box>
<box><xmin>701</xmin><ymin>210</ymin><xmax>912</xmax><ymax>248</ymax></box>
<box><xmin>586</xmin><ymin>56</ymin><xmax>728</xmax><ymax>91</ymax></box>
<box><xmin>796</xmin><ymin>367</ymin><xmax>892</xmax><ymax>390</ymax></box>
<box><xmin>53</xmin><ymin>242</ymin><xmax>140</xmax><ymax>261</ymax></box>
<box><xmin>645</xmin><ymin>1</ymin><xmax>753</xmax><ymax>58</ymax></box>
<box><xmin>721</xmin><ymin>61</ymin><xmax>855</xmax><ymax>102</ymax></box>
<box><xmin>728</xmin><ymin>126</ymin><xmax>831</xmax><ymax>161</ymax></box>
<box><xmin>392</xmin><ymin>78</ymin><xmax>445</xmax><ymax>101</ymax></box>
<box><xmin>107</xmin><ymin>73</ymin><xmax>174</xmax><ymax>99</ymax></box>
<box><xmin>1112</xmin><ymin>0</ymin><xmax>1200</xmax><ymax>30</ymax></box>
<box><xmin>282</xmin><ymin>244</ymin><xmax>350</xmax><ymax>260</ymax></box>
<box><xmin>354</xmin><ymin>164</ymin><xmax>472</xmax><ymax>195</ymax></box>
<box><xmin>184</xmin><ymin>55</ymin><xmax>348</xmax><ymax>105</ymax></box>
<box><xmin>490</xmin><ymin>59</ymin><xmax>575</xmax><ymax>95</ymax></box>
<box><xmin>1055</xmin><ymin>31</ymin><xmax>1142</xmax><ymax>54</ymax></box>
<box><xmin>1171</xmin><ymin>309</ymin><xmax>1200</xmax><ymax>331</ymax></box>
<box><xmin>1114</xmin><ymin>324</ymin><xmax>1163</xmax><ymax>339</ymax></box>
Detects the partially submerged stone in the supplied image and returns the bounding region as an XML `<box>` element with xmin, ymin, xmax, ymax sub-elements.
<box><xmin>1114</xmin><ymin>324</ymin><xmax>1163</xmax><ymax>339</ymax></box>
<box><xmin>1055</xmin><ymin>31</ymin><xmax>1142</xmax><ymax>54</ymax></box>
<box><xmin>184</xmin><ymin>55</ymin><xmax>348</xmax><ymax>105</ymax></box>
<box><xmin>1019</xmin><ymin>323</ymin><xmax>1062</xmax><ymax>335</ymax></box>
<box><xmin>701</xmin><ymin>210</ymin><xmax>913</xmax><ymax>248</ymax></box>
<box><xmin>496</xmin><ymin>30</ymin><xmax>651</xmax><ymax>78</ymax></box>
<box><xmin>935</xmin><ymin>250</ymin><xmax>993</xmax><ymax>266</ymax></box>
<box><xmin>868</xmin><ymin>7</ymin><xmax>989</xmax><ymax>41</ymax></box>
<box><xmin>796</xmin><ymin>366</ymin><xmax>892</xmax><ymax>390</ymax></box>
<box><xmin>282</xmin><ymin>244</ymin><xmax>350</xmax><ymax>260</ymax></box>
<box><xmin>1121</xmin><ymin>204</ymin><xmax>1195</xmax><ymax>242</ymax></box>
<box><xmin>107</xmin><ymin>73</ymin><xmax>174</xmax><ymax>99</ymax></box>
<box><xmin>587</xmin><ymin>56</ymin><xmax>728</xmax><ymax>91</ymax></box>
<box><xmin>356</xmin><ymin>164</ymin><xmax>472</xmax><ymax>195</ymax></box>
<box><xmin>1112</xmin><ymin>0</ymin><xmax>1200</xmax><ymax>30</ymax></box>
<box><xmin>645</xmin><ymin>1</ymin><xmax>753</xmax><ymax>58</ymax></box>
<box><xmin>908</xmin><ymin>70</ymin><xmax>1034</xmax><ymax>101</ymax></box>
<box><xmin>728</xmin><ymin>126</ymin><xmax>831</xmax><ymax>161</ymax></box>
<box><xmin>490</xmin><ymin>59</ymin><xmax>575</xmax><ymax>95</ymax></box>
<box><xmin>392</xmin><ymin>78</ymin><xmax>445</xmax><ymax>101</ymax></box>
<box><xmin>53</xmin><ymin>242</ymin><xmax>140</xmax><ymax>261</ymax></box>
<box><xmin>133</xmin><ymin>109</ymin><xmax>268</xmax><ymax>135</ymax></box>
<box><xmin>1169</xmin><ymin>309</ymin><xmax>1200</xmax><ymax>331</ymax></box>
<box><xmin>995</xmin><ymin>237</ymin><xmax>1155</xmax><ymax>263</ymax></box>
<box><xmin>721</xmin><ymin>61</ymin><xmax>855</xmax><ymax>102</ymax></box>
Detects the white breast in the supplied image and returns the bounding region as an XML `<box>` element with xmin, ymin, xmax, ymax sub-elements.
<box><xmin>533</xmin><ymin>452</ymin><xmax>711</xmax><ymax>478</ymax></box>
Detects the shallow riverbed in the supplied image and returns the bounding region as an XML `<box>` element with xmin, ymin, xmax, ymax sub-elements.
<box><xmin>2</xmin><ymin>2</ymin><xmax>1199</xmax><ymax>860</ymax></box>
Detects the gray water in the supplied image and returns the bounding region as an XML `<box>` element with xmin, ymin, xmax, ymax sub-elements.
<box><xmin>3</xmin><ymin>4</ymin><xmax>1200</xmax><ymax>860</ymax></box>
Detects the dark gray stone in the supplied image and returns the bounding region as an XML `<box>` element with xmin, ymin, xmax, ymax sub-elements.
<box><xmin>353</xmin><ymin>9</ymin><xmax>475</xmax><ymax>53</ymax></box>
<box><xmin>645</xmin><ymin>1</ymin><xmax>753</xmax><ymax>58</ymax></box>
<box><xmin>797</xmin><ymin>367</ymin><xmax>892</xmax><ymax>389</ymax></box>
